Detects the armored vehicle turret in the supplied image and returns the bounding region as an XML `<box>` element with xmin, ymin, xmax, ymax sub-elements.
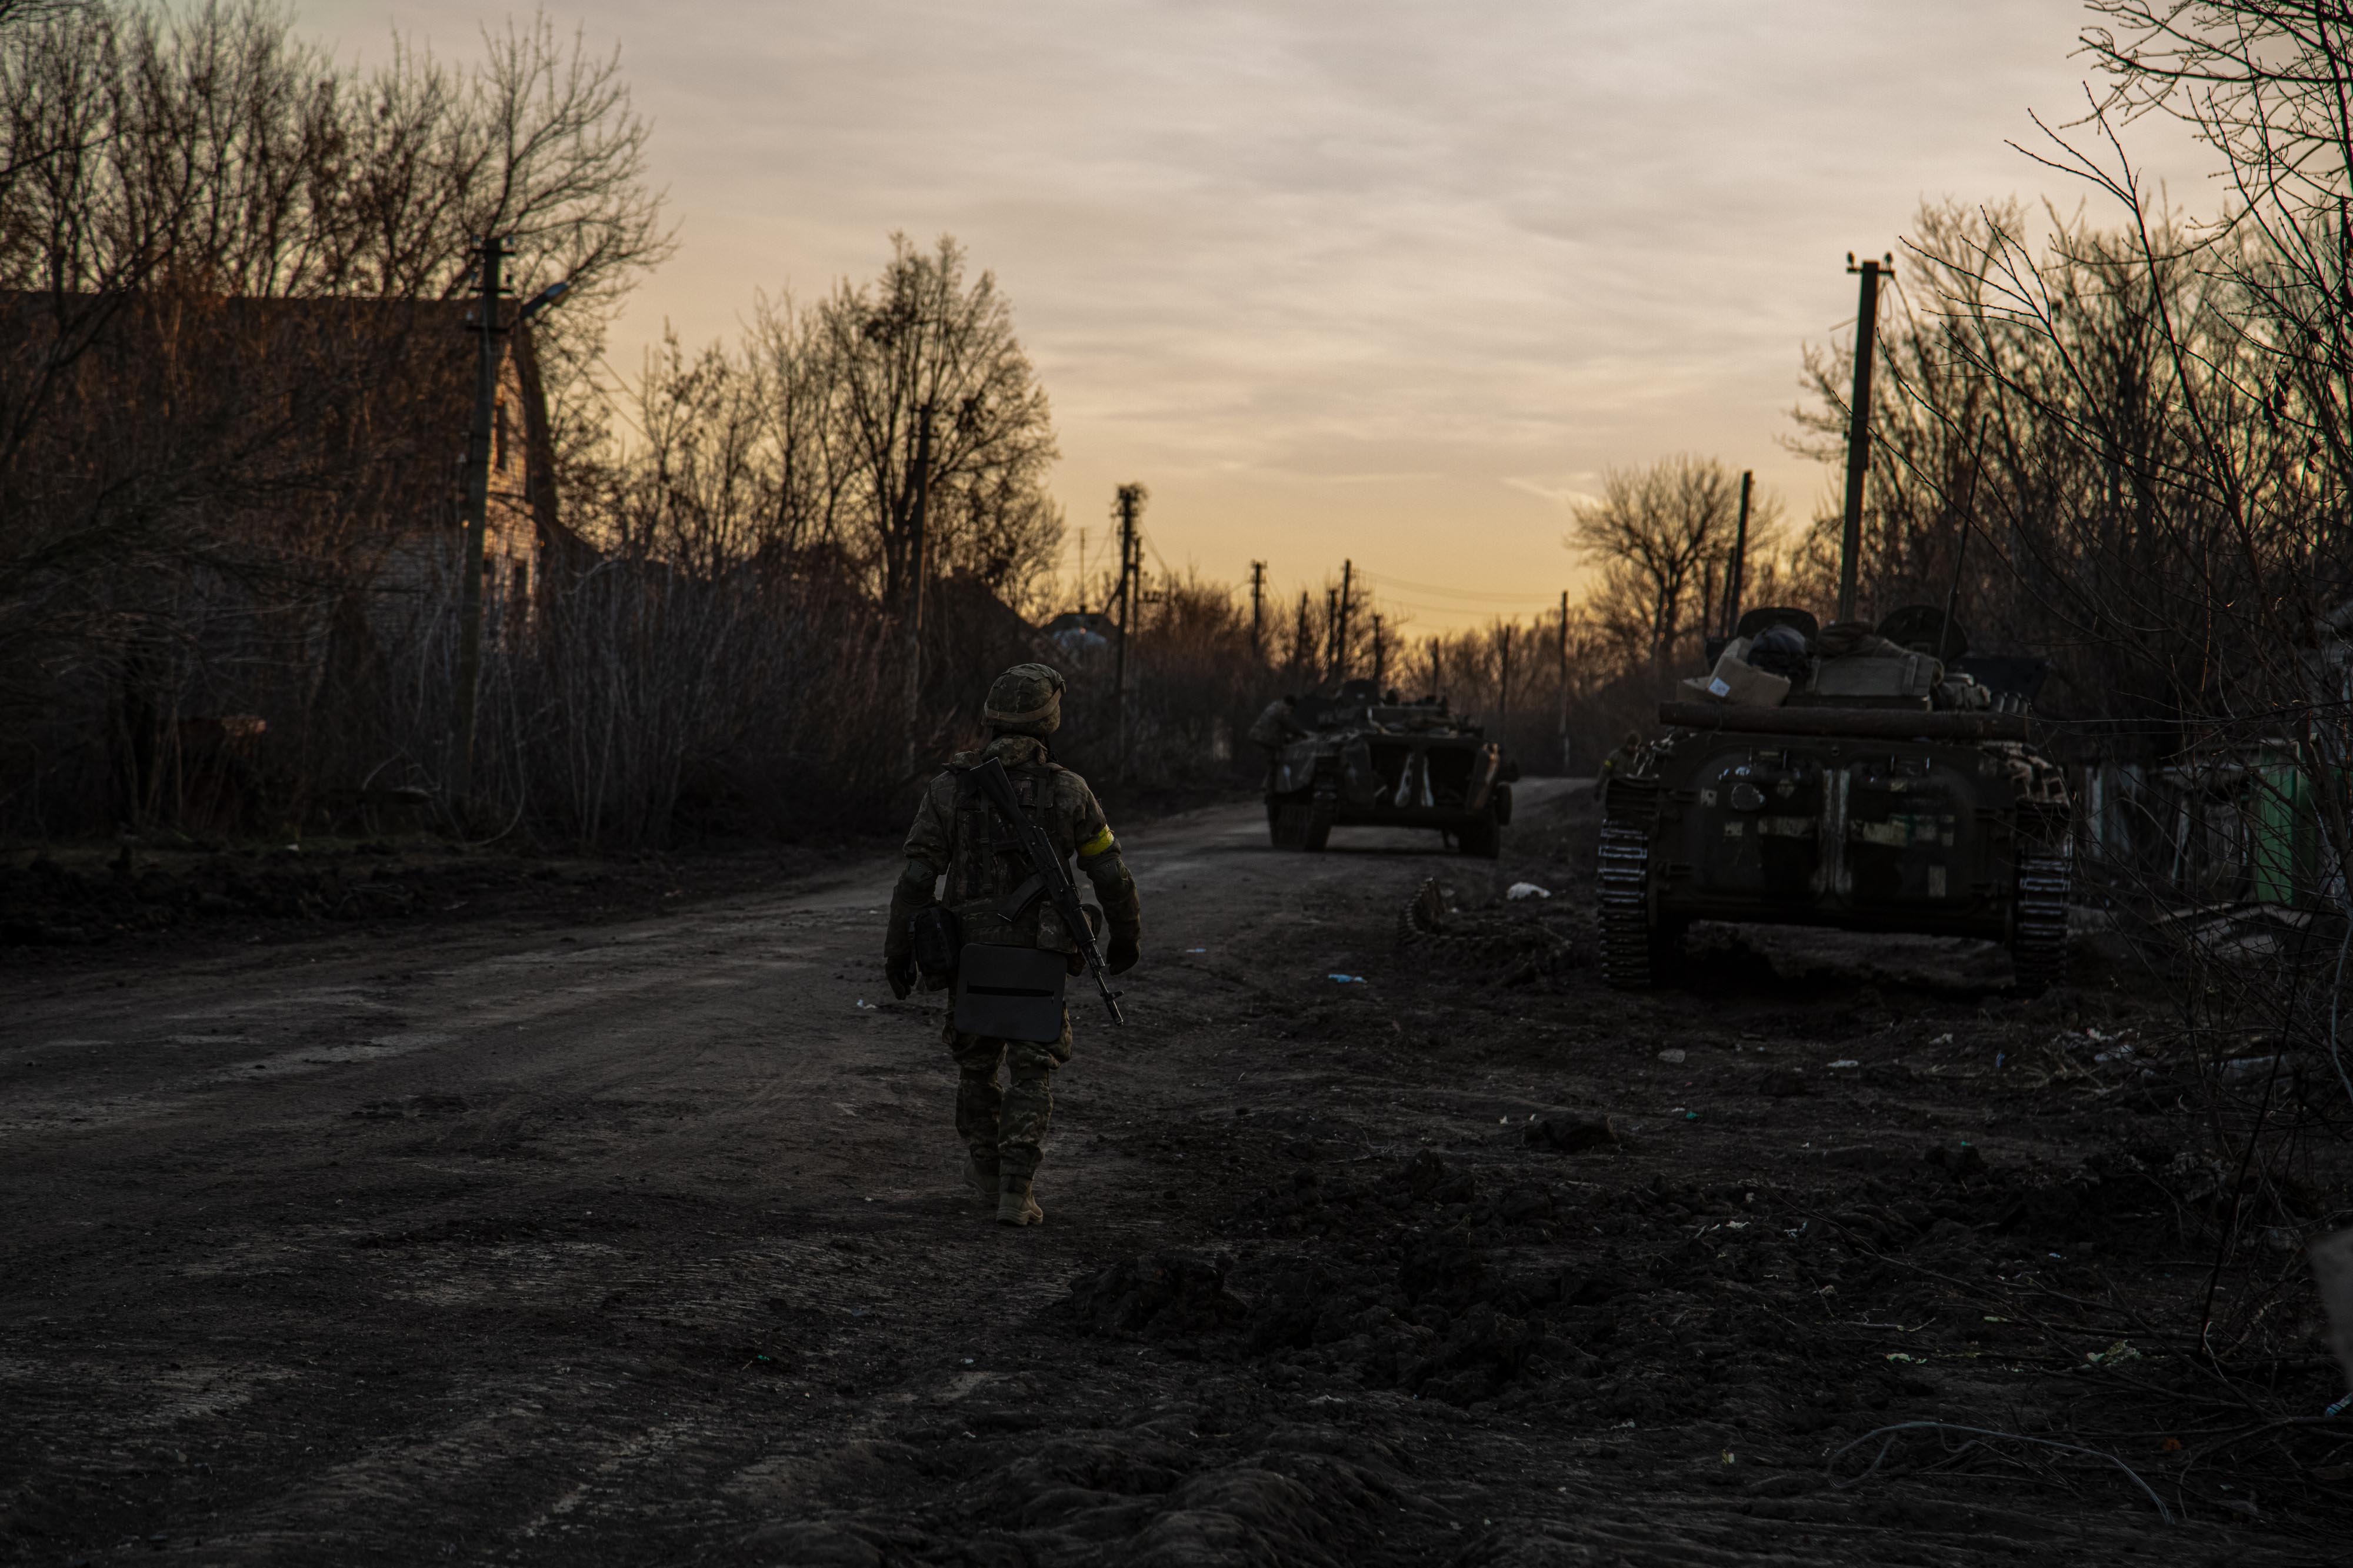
<box><xmin>1254</xmin><ymin>678</ymin><xmax>1518</xmax><ymax>856</ymax></box>
<box><xmin>1598</xmin><ymin>607</ymin><xmax>2072</xmax><ymax>993</ymax></box>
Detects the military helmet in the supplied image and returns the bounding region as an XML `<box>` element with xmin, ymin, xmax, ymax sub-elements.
<box><xmin>984</xmin><ymin>662</ymin><xmax>1066</xmax><ymax>736</ymax></box>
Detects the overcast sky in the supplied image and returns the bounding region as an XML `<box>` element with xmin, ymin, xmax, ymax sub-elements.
<box><xmin>309</xmin><ymin>1</ymin><xmax>2215</xmax><ymax>629</ymax></box>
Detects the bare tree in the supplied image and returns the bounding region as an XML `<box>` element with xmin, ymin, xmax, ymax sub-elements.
<box><xmin>0</xmin><ymin>2</ymin><xmax>670</xmax><ymax>828</ymax></box>
<box><xmin>1567</xmin><ymin>455</ymin><xmax>1777</xmax><ymax>682</ymax></box>
<box><xmin>1761</xmin><ymin>13</ymin><xmax>2353</xmax><ymax>1378</ymax></box>
<box><xmin>576</xmin><ymin>235</ymin><xmax>1062</xmax><ymax>605</ymax></box>
<box><xmin>809</xmin><ymin>233</ymin><xmax>1061</xmax><ymax>608</ymax></box>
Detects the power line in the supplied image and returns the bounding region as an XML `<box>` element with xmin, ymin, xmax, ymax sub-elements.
<box><xmin>1367</xmin><ymin>594</ymin><xmax>1564</xmax><ymax>620</ymax></box>
<box><xmin>1354</xmin><ymin>569</ymin><xmax>1561</xmax><ymax>603</ymax></box>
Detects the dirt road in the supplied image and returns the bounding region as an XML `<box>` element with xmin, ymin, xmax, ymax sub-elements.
<box><xmin>1</xmin><ymin>785</ymin><xmax>2341</xmax><ymax>1565</ymax></box>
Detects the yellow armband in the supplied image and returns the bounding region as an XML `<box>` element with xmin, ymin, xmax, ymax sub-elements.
<box><xmin>1077</xmin><ymin>826</ymin><xmax>1116</xmax><ymax>858</ymax></box>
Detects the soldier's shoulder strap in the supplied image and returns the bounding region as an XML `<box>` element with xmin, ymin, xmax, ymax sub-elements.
<box><xmin>952</xmin><ymin>759</ymin><xmax>1051</xmax><ymax>819</ymax></box>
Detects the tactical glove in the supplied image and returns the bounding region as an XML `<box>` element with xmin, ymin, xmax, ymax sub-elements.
<box><xmin>886</xmin><ymin>949</ymin><xmax>917</xmax><ymax>1000</ymax></box>
<box><xmin>1106</xmin><ymin>927</ymin><xmax>1140</xmax><ymax>975</ymax></box>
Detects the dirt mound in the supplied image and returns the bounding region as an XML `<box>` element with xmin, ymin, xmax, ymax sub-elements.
<box><xmin>1061</xmin><ymin>1152</ymin><xmax>1601</xmax><ymax>1407</ymax></box>
<box><xmin>1059</xmin><ymin>1133</ymin><xmax>2231</xmax><ymax>1431</ymax></box>
<box><xmin>1063</xmin><ymin>1252</ymin><xmax>1250</xmax><ymax>1338</ymax></box>
<box><xmin>775</xmin><ymin>1408</ymin><xmax>1427</xmax><ymax>1568</ymax></box>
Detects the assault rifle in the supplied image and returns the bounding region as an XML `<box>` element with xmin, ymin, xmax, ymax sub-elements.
<box><xmin>969</xmin><ymin>756</ymin><xmax>1125</xmax><ymax>1025</ymax></box>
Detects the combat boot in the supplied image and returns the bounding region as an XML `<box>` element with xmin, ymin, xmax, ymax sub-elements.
<box><xmin>962</xmin><ymin>1150</ymin><xmax>1000</xmax><ymax>1206</ymax></box>
<box><xmin>996</xmin><ymin>1170</ymin><xmax>1044</xmax><ymax>1226</ymax></box>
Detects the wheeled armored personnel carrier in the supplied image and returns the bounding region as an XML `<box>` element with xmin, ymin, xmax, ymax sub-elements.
<box><xmin>1255</xmin><ymin>679</ymin><xmax>1518</xmax><ymax>856</ymax></box>
<box><xmin>1598</xmin><ymin>606</ymin><xmax>2072</xmax><ymax>993</ymax></box>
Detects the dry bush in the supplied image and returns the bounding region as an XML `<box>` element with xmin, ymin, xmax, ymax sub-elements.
<box><xmin>1750</xmin><ymin>1</ymin><xmax>2353</xmax><ymax>1394</ymax></box>
<box><xmin>1052</xmin><ymin>571</ymin><xmax>1266</xmax><ymax>800</ymax></box>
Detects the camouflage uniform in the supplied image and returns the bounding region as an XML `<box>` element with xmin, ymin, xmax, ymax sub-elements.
<box><xmin>1597</xmin><ymin>730</ymin><xmax>1645</xmax><ymax>813</ymax></box>
<box><xmin>1247</xmin><ymin>697</ymin><xmax>1301</xmax><ymax>751</ymax></box>
<box><xmin>885</xmin><ymin>665</ymin><xmax>1141</xmax><ymax>1225</ymax></box>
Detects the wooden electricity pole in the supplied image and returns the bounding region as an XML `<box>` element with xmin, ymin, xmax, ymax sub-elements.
<box><xmin>1335</xmin><ymin>559</ymin><xmax>1353</xmax><ymax>680</ymax></box>
<box><xmin>449</xmin><ymin>237</ymin><xmax>566</xmax><ymax>814</ymax></box>
<box><xmin>1723</xmin><ymin>468</ymin><xmax>1753</xmax><ymax>636</ymax></box>
<box><xmin>1497</xmin><ymin>623</ymin><xmax>1514</xmax><ymax>734</ymax></box>
<box><xmin>448</xmin><ymin>235</ymin><xmax>508</xmax><ymax>810</ymax></box>
<box><xmin>1838</xmin><ymin>255</ymin><xmax>1892</xmax><ymax>624</ymax></box>
<box><xmin>902</xmin><ymin>404</ymin><xmax>935</xmax><ymax>779</ymax></box>
<box><xmin>1557</xmin><ymin>590</ymin><xmax>1571</xmax><ymax>773</ymax></box>
<box><xmin>1112</xmin><ymin>483</ymin><xmax>1145</xmax><ymax>772</ymax></box>
<box><xmin>1371</xmin><ymin>613</ymin><xmax>1386</xmax><ymax>690</ymax></box>
<box><xmin>1249</xmin><ymin>561</ymin><xmax>1266</xmax><ymax>659</ymax></box>
<box><xmin>899</xmin><ymin>405</ymin><xmax>936</xmax><ymax>776</ymax></box>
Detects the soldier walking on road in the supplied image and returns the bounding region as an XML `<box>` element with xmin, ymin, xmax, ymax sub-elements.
<box><xmin>885</xmin><ymin>663</ymin><xmax>1141</xmax><ymax>1226</ymax></box>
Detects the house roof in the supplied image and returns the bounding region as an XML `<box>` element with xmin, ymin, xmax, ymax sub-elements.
<box><xmin>1</xmin><ymin>290</ymin><xmax>567</xmax><ymax>555</ymax></box>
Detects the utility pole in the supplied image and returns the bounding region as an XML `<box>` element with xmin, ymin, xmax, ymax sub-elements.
<box><xmin>450</xmin><ymin>236</ymin><xmax>566</xmax><ymax>813</ymax></box>
<box><xmin>1838</xmin><ymin>254</ymin><xmax>1892</xmax><ymax>624</ymax></box>
<box><xmin>1249</xmin><ymin>561</ymin><xmax>1266</xmax><ymax>660</ymax></box>
<box><xmin>1723</xmin><ymin>469</ymin><xmax>1752</xmax><ymax>636</ymax></box>
<box><xmin>1371</xmin><ymin>613</ymin><xmax>1386</xmax><ymax>690</ymax></box>
<box><xmin>1112</xmin><ymin>483</ymin><xmax>1145</xmax><ymax>773</ymax></box>
<box><xmin>1497</xmin><ymin>624</ymin><xmax>1514</xmax><ymax>734</ymax></box>
<box><xmin>1335</xmin><ymin>559</ymin><xmax>1353</xmax><ymax>681</ymax></box>
<box><xmin>1323</xmin><ymin>587</ymin><xmax>1338</xmax><ymax>680</ymax></box>
<box><xmin>903</xmin><ymin>403</ymin><xmax>935</xmax><ymax>779</ymax></box>
<box><xmin>1557</xmin><ymin>590</ymin><xmax>1571</xmax><ymax>773</ymax></box>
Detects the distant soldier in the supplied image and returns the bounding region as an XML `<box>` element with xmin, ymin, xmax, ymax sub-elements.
<box><xmin>885</xmin><ymin>663</ymin><xmax>1142</xmax><ymax>1226</ymax></box>
<box><xmin>1597</xmin><ymin>729</ymin><xmax>1645</xmax><ymax>811</ymax></box>
<box><xmin>1247</xmin><ymin>694</ymin><xmax>1302</xmax><ymax>751</ymax></box>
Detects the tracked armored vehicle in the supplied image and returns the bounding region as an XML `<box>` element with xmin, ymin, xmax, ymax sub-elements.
<box><xmin>1598</xmin><ymin>606</ymin><xmax>2072</xmax><ymax>994</ymax></box>
<box><xmin>1258</xmin><ymin>679</ymin><xmax>1517</xmax><ymax>856</ymax></box>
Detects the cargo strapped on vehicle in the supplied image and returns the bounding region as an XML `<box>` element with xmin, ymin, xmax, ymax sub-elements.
<box><xmin>1657</xmin><ymin>702</ymin><xmax>2030</xmax><ymax>742</ymax></box>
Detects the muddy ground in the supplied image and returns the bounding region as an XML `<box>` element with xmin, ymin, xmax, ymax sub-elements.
<box><xmin>1</xmin><ymin>781</ymin><xmax>2347</xmax><ymax>1566</ymax></box>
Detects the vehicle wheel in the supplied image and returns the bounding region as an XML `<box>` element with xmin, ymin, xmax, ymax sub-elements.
<box><xmin>1458</xmin><ymin>809</ymin><xmax>1501</xmax><ymax>859</ymax></box>
<box><xmin>1300</xmin><ymin>797</ymin><xmax>1334</xmax><ymax>852</ymax></box>
<box><xmin>2010</xmin><ymin>842</ymin><xmax>2071</xmax><ymax>996</ymax></box>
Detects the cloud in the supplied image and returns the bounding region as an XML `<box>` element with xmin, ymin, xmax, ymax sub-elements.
<box><xmin>1502</xmin><ymin>478</ymin><xmax>1601</xmax><ymax>510</ymax></box>
<box><xmin>302</xmin><ymin>0</ymin><xmax>2224</xmax><ymax>627</ymax></box>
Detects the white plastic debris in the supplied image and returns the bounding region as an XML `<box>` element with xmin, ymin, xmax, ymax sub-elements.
<box><xmin>1828</xmin><ymin>1059</ymin><xmax>1860</xmax><ymax>1069</ymax></box>
<box><xmin>1506</xmin><ymin>882</ymin><xmax>1552</xmax><ymax>901</ymax></box>
<box><xmin>1657</xmin><ymin>1048</ymin><xmax>1687</xmax><ymax>1064</ymax></box>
